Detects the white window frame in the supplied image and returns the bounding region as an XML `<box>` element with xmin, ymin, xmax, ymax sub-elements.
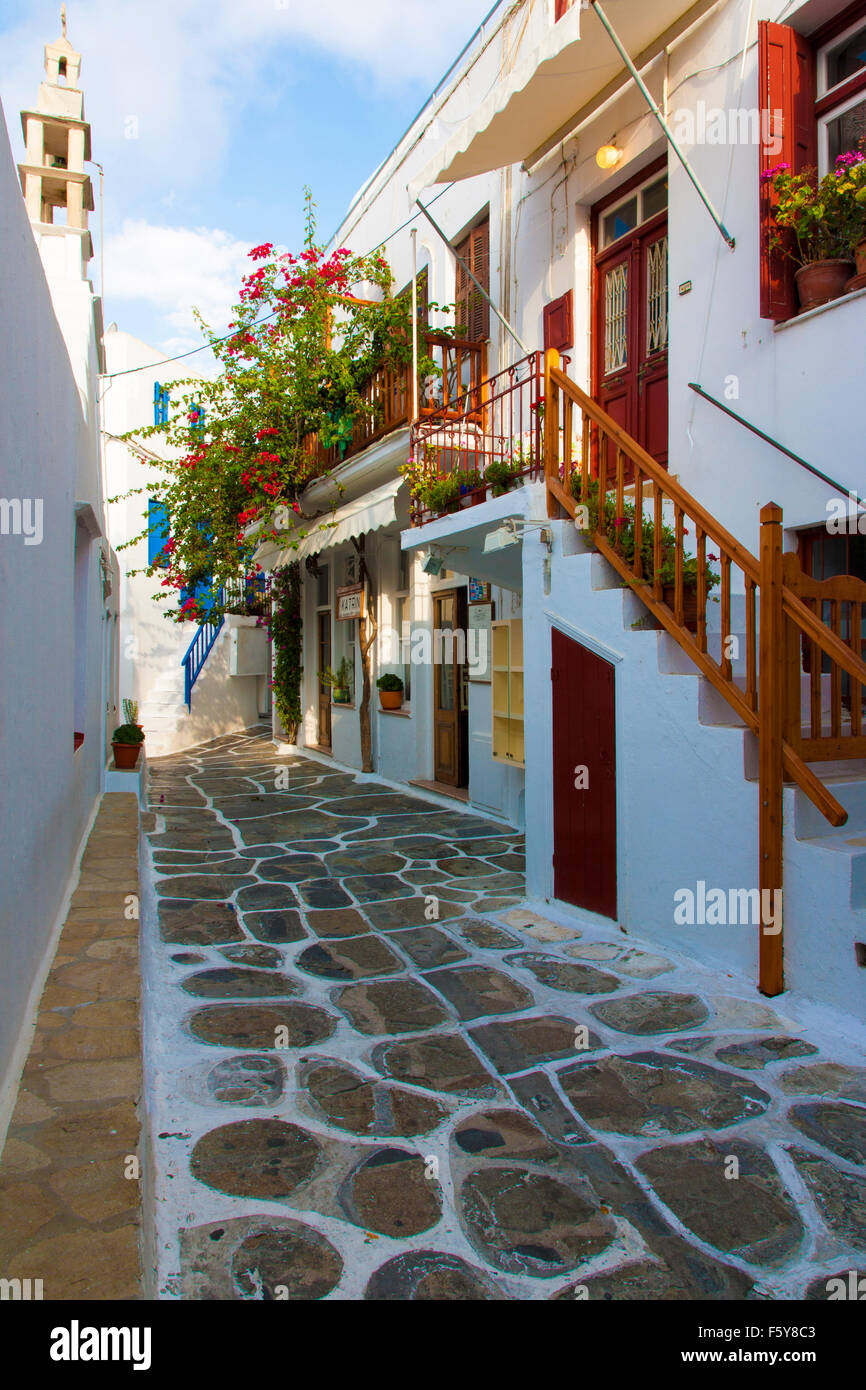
<box><xmin>816</xmin><ymin>14</ymin><xmax>866</xmax><ymax>174</ymax></box>
<box><xmin>600</xmin><ymin>171</ymin><xmax>668</xmax><ymax>250</ymax></box>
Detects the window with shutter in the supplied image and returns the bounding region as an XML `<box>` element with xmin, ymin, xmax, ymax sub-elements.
<box><xmin>758</xmin><ymin>21</ymin><xmax>817</xmax><ymax>322</ymax></box>
<box><xmin>543</xmin><ymin>291</ymin><xmax>574</xmax><ymax>352</ymax></box>
<box><xmin>454</xmin><ymin>217</ymin><xmax>490</xmax><ymax>341</ymax></box>
<box><xmin>554</xmin><ymin>0</ymin><xmax>573</xmax><ymax>20</ymax></box>
<box><xmin>147</xmin><ymin>498</ymin><xmax>169</xmax><ymax>566</ymax></box>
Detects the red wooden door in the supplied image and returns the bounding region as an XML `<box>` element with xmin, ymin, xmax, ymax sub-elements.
<box><xmin>551</xmin><ymin>629</ymin><xmax>617</xmax><ymax>919</ymax></box>
<box><xmin>595</xmin><ymin>210</ymin><xmax>669</xmax><ymax>468</ymax></box>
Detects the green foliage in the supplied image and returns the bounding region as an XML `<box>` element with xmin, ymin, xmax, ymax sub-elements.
<box><xmin>764</xmin><ymin>149</ymin><xmax>866</xmax><ymax>265</ymax></box>
<box><xmin>570</xmin><ymin>472</ymin><xmax>720</xmax><ymax>592</ymax></box>
<box><xmin>270</xmin><ymin>562</ymin><xmax>302</xmax><ymax>742</ymax></box>
<box><xmin>116</xmin><ymin>190</ymin><xmax>438</xmax><ymax>622</ymax></box>
<box><xmin>112</xmin><ymin>723</ymin><xmax>145</xmax><ymax>745</ymax></box>
<box><xmin>483</xmin><ymin>459</ymin><xmax>522</xmax><ymax>496</ymax></box>
<box><xmin>400</xmin><ymin>464</ymin><xmax>480</xmax><ymax>512</ymax></box>
<box><xmin>376</xmin><ymin>672</ymin><xmax>404</xmax><ymax>692</ymax></box>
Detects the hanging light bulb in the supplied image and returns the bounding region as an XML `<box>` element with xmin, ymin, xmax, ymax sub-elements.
<box><xmin>596</xmin><ymin>143</ymin><xmax>624</xmax><ymax>171</ymax></box>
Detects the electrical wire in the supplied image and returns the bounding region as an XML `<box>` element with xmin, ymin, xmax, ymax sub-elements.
<box><xmin>99</xmin><ymin>187</ymin><xmax>455</xmax><ymax>380</ymax></box>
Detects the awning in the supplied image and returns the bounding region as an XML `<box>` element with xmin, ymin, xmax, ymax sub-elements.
<box><xmin>255</xmin><ymin>476</ymin><xmax>406</xmax><ymax>571</ymax></box>
<box><xmin>411</xmin><ymin>0</ymin><xmax>716</xmax><ymax>189</ymax></box>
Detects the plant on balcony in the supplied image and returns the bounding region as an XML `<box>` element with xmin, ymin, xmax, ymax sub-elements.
<box><xmin>483</xmin><ymin>460</ymin><xmax>523</xmax><ymax>496</ymax></box>
<box><xmin>400</xmin><ymin>463</ymin><xmax>481</xmax><ymax>515</ymax></box>
<box><xmin>112</xmin><ymin>190</ymin><xmax>431</xmax><ymax>622</ymax></box>
<box><xmin>763</xmin><ymin>149</ymin><xmax>866</xmax><ymax>308</ymax></box>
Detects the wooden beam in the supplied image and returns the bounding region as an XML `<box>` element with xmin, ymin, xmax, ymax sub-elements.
<box><xmin>759</xmin><ymin>503</ymin><xmax>784</xmax><ymax>997</ymax></box>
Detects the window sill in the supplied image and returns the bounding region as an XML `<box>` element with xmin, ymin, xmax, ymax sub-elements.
<box><xmin>774</xmin><ymin>283</ymin><xmax>866</xmax><ymax>331</ymax></box>
<box><xmin>378</xmin><ymin>707</ymin><xmax>412</xmax><ymax>718</ymax></box>
<box><xmin>331</xmin><ymin>702</ymin><xmax>356</xmax><ymax>710</ymax></box>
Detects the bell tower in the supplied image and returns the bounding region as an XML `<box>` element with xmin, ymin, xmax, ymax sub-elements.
<box><xmin>18</xmin><ymin>5</ymin><xmax>94</xmax><ymax>279</ymax></box>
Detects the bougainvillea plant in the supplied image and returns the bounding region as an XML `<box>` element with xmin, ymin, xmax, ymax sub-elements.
<box><xmin>268</xmin><ymin>561</ymin><xmax>303</xmax><ymax>743</ymax></box>
<box><xmin>115</xmin><ymin>191</ymin><xmax>435</xmax><ymax>622</ymax></box>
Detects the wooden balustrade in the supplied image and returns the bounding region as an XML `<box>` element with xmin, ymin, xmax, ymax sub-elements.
<box><xmin>543</xmin><ymin>348</ymin><xmax>866</xmax><ymax>996</ymax></box>
<box><xmin>300</xmin><ymin>335</ymin><xmax>486</xmax><ymax>480</ymax></box>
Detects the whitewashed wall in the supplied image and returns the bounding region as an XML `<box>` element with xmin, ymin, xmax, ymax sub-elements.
<box><xmin>0</xmin><ymin>99</ymin><xmax>110</xmax><ymax>1108</ymax></box>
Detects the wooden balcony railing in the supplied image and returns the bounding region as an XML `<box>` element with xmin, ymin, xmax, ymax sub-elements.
<box><xmin>299</xmin><ymin>334</ymin><xmax>485</xmax><ymax>481</ymax></box>
<box><xmin>543</xmin><ymin>348</ymin><xmax>866</xmax><ymax>997</ymax></box>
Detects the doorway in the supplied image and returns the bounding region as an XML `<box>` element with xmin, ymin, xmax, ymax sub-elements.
<box><xmin>593</xmin><ymin>163</ymin><xmax>669</xmax><ymax>469</ymax></box>
<box><xmin>551</xmin><ymin>628</ymin><xmax>617</xmax><ymax>919</ymax></box>
<box><xmin>433</xmin><ymin>588</ymin><xmax>468</xmax><ymax>786</ymax></box>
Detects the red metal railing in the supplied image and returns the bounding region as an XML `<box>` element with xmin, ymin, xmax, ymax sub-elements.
<box><xmin>409</xmin><ymin>350</ymin><xmax>550</xmax><ymax>524</ymax></box>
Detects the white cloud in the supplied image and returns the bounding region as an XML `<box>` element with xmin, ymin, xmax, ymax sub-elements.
<box><xmin>103</xmin><ymin>219</ymin><xmax>254</xmax><ymax>359</ymax></box>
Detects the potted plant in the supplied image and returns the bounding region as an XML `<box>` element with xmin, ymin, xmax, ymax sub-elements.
<box><xmin>122</xmin><ymin>698</ymin><xmax>143</xmax><ymax>734</ymax></box>
<box><xmin>837</xmin><ymin>147</ymin><xmax>866</xmax><ymax>289</ymax></box>
<box><xmin>764</xmin><ymin>159</ymin><xmax>858</xmax><ymax>310</ymax></box>
<box><xmin>112</xmin><ymin>722</ymin><xmax>145</xmax><ymax>769</ymax></box>
<box><xmin>332</xmin><ymin>656</ymin><xmax>353</xmax><ymax>704</ymax></box>
<box><xmin>484</xmin><ymin>460</ymin><xmax>521</xmax><ymax>497</ymax></box>
<box><xmin>376</xmin><ymin>672</ymin><xmax>404</xmax><ymax>710</ymax></box>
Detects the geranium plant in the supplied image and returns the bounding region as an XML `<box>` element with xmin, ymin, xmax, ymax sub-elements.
<box><xmin>763</xmin><ymin>149</ymin><xmax>866</xmax><ymax>265</ymax></box>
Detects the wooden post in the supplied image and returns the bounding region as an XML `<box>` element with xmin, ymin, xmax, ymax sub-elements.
<box><xmin>544</xmin><ymin>348</ymin><xmax>560</xmax><ymax>519</ymax></box>
<box><xmin>758</xmin><ymin>502</ymin><xmax>784</xmax><ymax>996</ymax></box>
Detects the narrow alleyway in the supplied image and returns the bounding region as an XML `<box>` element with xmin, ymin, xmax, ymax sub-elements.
<box><xmin>142</xmin><ymin>729</ymin><xmax>866</xmax><ymax>1300</ymax></box>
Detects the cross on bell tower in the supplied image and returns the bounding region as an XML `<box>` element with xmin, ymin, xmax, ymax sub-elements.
<box><xmin>18</xmin><ymin>6</ymin><xmax>94</xmax><ymax>277</ymax></box>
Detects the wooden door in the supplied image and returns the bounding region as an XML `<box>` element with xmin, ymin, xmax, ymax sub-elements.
<box><xmin>317</xmin><ymin>611</ymin><xmax>332</xmax><ymax>749</ymax></box>
<box><xmin>434</xmin><ymin>589</ymin><xmax>468</xmax><ymax>786</ymax></box>
<box><xmin>595</xmin><ymin>188</ymin><xmax>668</xmax><ymax>470</ymax></box>
<box><xmin>551</xmin><ymin>629</ymin><xmax>617</xmax><ymax>919</ymax></box>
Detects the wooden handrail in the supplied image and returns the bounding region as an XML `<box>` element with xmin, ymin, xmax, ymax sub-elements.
<box><xmin>542</xmin><ymin>348</ymin><xmax>865</xmax><ymax>998</ymax></box>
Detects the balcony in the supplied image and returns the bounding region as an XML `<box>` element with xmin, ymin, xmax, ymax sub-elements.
<box><xmin>299</xmin><ymin>333</ymin><xmax>486</xmax><ymax>482</ymax></box>
<box><xmin>408</xmin><ymin>350</ymin><xmax>551</xmax><ymax>525</ymax></box>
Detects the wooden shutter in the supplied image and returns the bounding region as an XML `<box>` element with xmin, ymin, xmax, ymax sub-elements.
<box><xmin>455</xmin><ymin>218</ymin><xmax>490</xmax><ymax>341</ymax></box>
<box><xmin>554</xmin><ymin>0</ymin><xmax>572</xmax><ymax>20</ymax></box>
<box><xmin>759</xmin><ymin>21</ymin><xmax>817</xmax><ymax>321</ymax></box>
<box><xmin>543</xmin><ymin>291</ymin><xmax>573</xmax><ymax>352</ymax></box>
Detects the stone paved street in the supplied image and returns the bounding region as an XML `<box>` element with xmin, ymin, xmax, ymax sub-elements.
<box><xmin>142</xmin><ymin>728</ymin><xmax>866</xmax><ymax>1300</ymax></box>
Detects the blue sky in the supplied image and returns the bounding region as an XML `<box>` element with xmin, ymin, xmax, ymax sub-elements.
<box><xmin>0</xmin><ymin>0</ymin><xmax>493</xmax><ymax>362</ymax></box>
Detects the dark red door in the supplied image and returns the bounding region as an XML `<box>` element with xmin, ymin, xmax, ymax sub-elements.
<box><xmin>595</xmin><ymin>211</ymin><xmax>669</xmax><ymax>469</ymax></box>
<box><xmin>552</xmin><ymin>629</ymin><xmax>617</xmax><ymax>919</ymax></box>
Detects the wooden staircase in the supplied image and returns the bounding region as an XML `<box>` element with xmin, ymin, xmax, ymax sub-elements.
<box><xmin>543</xmin><ymin>349</ymin><xmax>866</xmax><ymax>996</ymax></box>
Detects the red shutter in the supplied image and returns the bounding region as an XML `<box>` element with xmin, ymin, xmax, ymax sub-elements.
<box><xmin>543</xmin><ymin>291</ymin><xmax>573</xmax><ymax>352</ymax></box>
<box><xmin>758</xmin><ymin>21</ymin><xmax>817</xmax><ymax>321</ymax></box>
<box><xmin>455</xmin><ymin>219</ymin><xmax>490</xmax><ymax>341</ymax></box>
<box><xmin>554</xmin><ymin>0</ymin><xmax>572</xmax><ymax>20</ymax></box>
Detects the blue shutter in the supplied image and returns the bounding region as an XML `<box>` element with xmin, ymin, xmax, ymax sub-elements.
<box><xmin>153</xmin><ymin>382</ymin><xmax>169</xmax><ymax>426</ymax></box>
<box><xmin>148</xmin><ymin>498</ymin><xmax>169</xmax><ymax>565</ymax></box>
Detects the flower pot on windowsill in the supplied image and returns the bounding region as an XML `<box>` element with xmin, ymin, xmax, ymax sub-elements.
<box><xmin>378</xmin><ymin>690</ymin><xmax>404</xmax><ymax>711</ymax></box>
<box><xmin>332</xmin><ymin>688</ymin><xmax>351</xmax><ymax>705</ymax></box>
<box><xmin>795</xmin><ymin>259</ymin><xmax>855</xmax><ymax>312</ymax></box>
<box><xmin>112</xmin><ymin>741</ymin><xmax>142</xmax><ymax>770</ymax></box>
<box><xmin>845</xmin><ymin>238</ymin><xmax>866</xmax><ymax>292</ymax></box>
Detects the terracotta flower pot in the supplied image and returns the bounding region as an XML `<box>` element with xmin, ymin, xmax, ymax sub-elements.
<box><xmin>112</xmin><ymin>741</ymin><xmax>142</xmax><ymax>769</ymax></box>
<box><xmin>795</xmin><ymin>259</ymin><xmax>855</xmax><ymax>312</ymax></box>
<box><xmin>378</xmin><ymin>690</ymin><xmax>403</xmax><ymax>710</ymax></box>
<box><xmin>855</xmin><ymin>239</ymin><xmax>866</xmax><ymax>276</ymax></box>
<box><xmin>649</xmin><ymin>585</ymin><xmax>699</xmax><ymax>634</ymax></box>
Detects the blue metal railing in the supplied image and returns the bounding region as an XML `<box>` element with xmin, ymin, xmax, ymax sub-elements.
<box><xmin>182</xmin><ymin>587</ymin><xmax>224</xmax><ymax>710</ymax></box>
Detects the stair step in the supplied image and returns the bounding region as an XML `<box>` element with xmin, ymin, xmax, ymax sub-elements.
<box><xmin>795</xmin><ymin>775</ymin><xmax>866</xmax><ymax>840</ymax></box>
<box><xmin>797</xmin><ymin>829</ymin><xmax>866</xmax><ymax>908</ymax></box>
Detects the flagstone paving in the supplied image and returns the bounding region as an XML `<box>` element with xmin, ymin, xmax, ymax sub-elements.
<box><xmin>143</xmin><ymin>728</ymin><xmax>866</xmax><ymax>1300</ymax></box>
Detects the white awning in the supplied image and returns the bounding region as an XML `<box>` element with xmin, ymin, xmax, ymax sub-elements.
<box><xmin>255</xmin><ymin>476</ymin><xmax>406</xmax><ymax>570</ymax></box>
<box><xmin>411</xmin><ymin>0</ymin><xmax>715</xmax><ymax>189</ymax></box>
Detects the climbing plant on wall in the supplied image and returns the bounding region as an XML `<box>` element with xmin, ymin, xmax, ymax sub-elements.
<box><xmin>269</xmin><ymin>561</ymin><xmax>302</xmax><ymax>743</ymax></box>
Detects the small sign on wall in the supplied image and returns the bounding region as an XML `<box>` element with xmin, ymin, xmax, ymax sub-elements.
<box><xmin>336</xmin><ymin>584</ymin><xmax>364</xmax><ymax>621</ymax></box>
<box><xmin>468</xmin><ymin>601</ymin><xmax>494</xmax><ymax>682</ymax></box>
<box><xmin>469</xmin><ymin>577</ymin><xmax>491</xmax><ymax>603</ymax></box>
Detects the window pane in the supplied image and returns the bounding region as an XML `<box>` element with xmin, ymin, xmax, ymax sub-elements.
<box><xmin>603</xmin><ymin>196</ymin><xmax>637</xmax><ymax>246</ymax></box>
<box><xmin>642</xmin><ymin>176</ymin><xmax>668</xmax><ymax>221</ymax></box>
<box><xmin>827</xmin><ymin>24</ymin><xmax>866</xmax><ymax>89</ymax></box>
<box><xmin>828</xmin><ymin>97</ymin><xmax>866</xmax><ymax>164</ymax></box>
<box><xmin>316</xmin><ymin>563</ymin><xmax>329</xmax><ymax>607</ymax></box>
<box><xmin>604</xmin><ymin>262</ymin><xmax>628</xmax><ymax>374</ymax></box>
<box><xmin>397</xmin><ymin>596</ymin><xmax>411</xmax><ymax>701</ymax></box>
